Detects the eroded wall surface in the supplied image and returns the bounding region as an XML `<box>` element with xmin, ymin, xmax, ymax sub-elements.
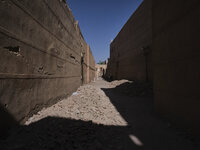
<box><xmin>107</xmin><ymin>0</ymin><xmax>152</xmax><ymax>81</ymax></box>
<box><xmin>83</xmin><ymin>45</ymin><xmax>95</xmax><ymax>84</ymax></box>
<box><xmin>0</xmin><ymin>0</ymin><xmax>95</xmax><ymax>129</ymax></box>
<box><xmin>152</xmin><ymin>0</ymin><xmax>200</xmax><ymax>133</ymax></box>
<box><xmin>88</xmin><ymin>48</ymin><xmax>96</xmax><ymax>82</ymax></box>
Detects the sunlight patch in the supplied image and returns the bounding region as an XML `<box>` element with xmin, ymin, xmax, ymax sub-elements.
<box><xmin>129</xmin><ymin>134</ymin><xmax>143</xmax><ymax>146</ymax></box>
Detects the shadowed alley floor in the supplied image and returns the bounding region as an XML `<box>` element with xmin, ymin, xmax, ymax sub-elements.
<box><xmin>0</xmin><ymin>78</ymin><xmax>199</xmax><ymax>150</ymax></box>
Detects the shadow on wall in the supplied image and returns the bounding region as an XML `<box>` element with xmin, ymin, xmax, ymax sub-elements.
<box><xmin>0</xmin><ymin>116</ymin><xmax>143</xmax><ymax>150</ymax></box>
<box><xmin>0</xmin><ymin>104</ymin><xmax>19</xmax><ymax>140</ymax></box>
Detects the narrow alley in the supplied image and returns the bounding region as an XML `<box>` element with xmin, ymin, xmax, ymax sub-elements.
<box><xmin>0</xmin><ymin>0</ymin><xmax>200</xmax><ymax>149</ymax></box>
<box><xmin>1</xmin><ymin>78</ymin><xmax>199</xmax><ymax>150</ymax></box>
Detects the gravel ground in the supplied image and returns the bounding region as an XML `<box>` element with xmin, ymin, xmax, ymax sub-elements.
<box><xmin>0</xmin><ymin>78</ymin><xmax>199</xmax><ymax>150</ymax></box>
<box><xmin>25</xmin><ymin>81</ymin><xmax>127</xmax><ymax>126</ymax></box>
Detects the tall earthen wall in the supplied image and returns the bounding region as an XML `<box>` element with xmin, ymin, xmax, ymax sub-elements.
<box><xmin>107</xmin><ymin>0</ymin><xmax>200</xmax><ymax>134</ymax></box>
<box><xmin>83</xmin><ymin>45</ymin><xmax>95</xmax><ymax>84</ymax></box>
<box><xmin>88</xmin><ymin>48</ymin><xmax>96</xmax><ymax>82</ymax></box>
<box><xmin>0</xmin><ymin>0</ymin><xmax>95</xmax><ymax>131</ymax></box>
<box><xmin>107</xmin><ymin>0</ymin><xmax>152</xmax><ymax>81</ymax></box>
<box><xmin>152</xmin><ymin>0</ymin><xmax>200</xmax><ymax>134</ymax></box>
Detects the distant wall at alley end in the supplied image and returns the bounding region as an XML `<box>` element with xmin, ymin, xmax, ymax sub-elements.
<box><xmin>0</xmin><ymin>0</ymin><xmax>95</xmax><ymax>132</ymax></box>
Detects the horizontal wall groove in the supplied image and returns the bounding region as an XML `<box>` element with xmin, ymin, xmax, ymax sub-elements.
<box><xmin>57</xmin><ymin>0</ymin><xmax>78</xmax><ymax>34</ymax></box>
<box><xmin>43</xmin><ymin>0</ymin><xmax>81</xmax><ymax>46</ymax></box>
<box><xmin>83</xmin><ymin>63</ymin><xmax>96</xmax><ymax>71</ymax></box>
<box><xmin>11</xmin><ymin>0</ymin><xmax>81</xmax><ymax>57</ymax></box>
<box><xmin>0</xmin><ymin>26</ymin><xmax>81</xmax><ymax>66</ymax></box>
<box><xmin>0</xmin><ymin>73</ymin><xmax>80</xmax><ymax>79</ymax></box>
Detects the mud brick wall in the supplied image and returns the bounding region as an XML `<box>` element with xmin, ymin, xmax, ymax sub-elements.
<box><xmin>88</xmin><ymin>48</ymin><xmax>96</xmax><ymax>83</ymax></box>
<box><xmin>83</xmin><ymin>45</ymin><xmax>95</xmax><ymax>84</ymax></box>
<box><xmin>152</xmin><ymin>0</ymin><xmax>200</xmax><ymax>134</ymax></box>
<box><xmin>0</xmin><ymin>0</ymin><xmax>95</xmax><ymax>129</ymax></box>
<box><xmin>107</xmin><ymin>0</ymin><xmax>152</xmax><ymax>81</ymax></box>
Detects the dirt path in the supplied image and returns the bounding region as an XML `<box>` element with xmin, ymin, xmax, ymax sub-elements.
<box><xmin>0</xmin><ymin>78</ymin><xmax>199</xmax><ymax>150</ymax></box>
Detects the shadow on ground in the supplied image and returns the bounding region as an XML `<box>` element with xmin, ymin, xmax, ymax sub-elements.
<box><xmin>101</xmin><ymin>81</ymin><xmax>200</xmax><ymax>150</ymax></box>
<box><xmin>0</xmin><ymin>81</ymin><xmax>199</xmax><ymax>150</ymax></box>
<box><xmin>0</xmin><ymin>116</ymin><xmax>141</xmax><ymax>150</ymax></box>
<box><xmin>109</xmin><ymin>80</ymin><xmax>153</xmax><ymax>97</ymax></box>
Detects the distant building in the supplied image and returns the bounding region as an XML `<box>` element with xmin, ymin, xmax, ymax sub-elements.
<box><xmin>96</xmin><ymin>60</ymin><xmax>107</xmax><ymax>78</ymax></box>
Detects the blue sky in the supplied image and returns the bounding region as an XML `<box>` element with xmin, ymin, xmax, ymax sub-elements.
<box><xmin>67</xmin><ymin>0</ymin><xmax>143</xmax><ymax>63</ymax></box>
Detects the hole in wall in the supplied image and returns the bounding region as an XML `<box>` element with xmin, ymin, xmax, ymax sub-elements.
<box><xmin>4</xmin><ymin>104</ymin><xmax>8</xmax><ymax>108</ymax></box>
<box><xmin>38</xmin><ymin>66</ymin><xmax>44</xmax><ymax>70</ymax></box>
<box><xmin>38</xmin><ymin>66</ymin><xmax>44</xmax><ymax>74</ymax></box>
<box><xmin>4</xmin><ymin>46</ymin><xmax>20</xmax><ymax>53</ymax></box>
<box><xmin>70</xmin><ymin>54</ymin><xmax>75</xmax><ymax>59</ymax></box>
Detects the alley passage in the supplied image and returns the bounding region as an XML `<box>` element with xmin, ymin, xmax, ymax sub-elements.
<box><xmin>1</xmin><ymin>78</ymin><xmax>199</xmax><ymax>150</ymax></box>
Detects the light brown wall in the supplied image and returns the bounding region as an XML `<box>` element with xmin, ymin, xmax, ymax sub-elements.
<box><xmin>107</xmin><ymin>0</ymin><xmax>152</xmax><ymax>81</ymax></box>
<box><xmin>152</xmin><ymin>0</ymin><xmax>200</xmax><ymax>133</ymax></box>
<box><xmin>89</xmin><ymin>48</ymin><xmax>96</xmax><ymax>82</ymax></box>
<box><xmin>0</xmin><ymin>0</ymin><xmax>95</xmax><ymax>131</ymax></box>
<box><xmin>83</xmin><ymin>45</ymin><xmax>95</xmax><ymax>84</ymax></box>
<box><xmin>96</xmin><ymin>64</ymin><xmax>107</xmax><ymax>78</ymax></box>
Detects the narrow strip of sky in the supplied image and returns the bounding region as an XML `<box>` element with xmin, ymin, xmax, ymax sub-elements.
<box><xmin>67</xmin><ymin>0</ymin><xmax>143</xmax><ymax>63</ymax></box>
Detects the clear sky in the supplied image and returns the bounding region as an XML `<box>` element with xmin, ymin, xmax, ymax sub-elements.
<box><xmin>67</xmin><ymin>0</ymin><xmax>143</xmax><ymax>63</ymax></box>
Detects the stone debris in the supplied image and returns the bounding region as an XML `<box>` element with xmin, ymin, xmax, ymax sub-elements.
<box><xmin>25</xmin><ymin>84</ymin><xmax>127</xmax><ymax>126</ymax></box>
<box><xmin>110</xmin><ymin>79</ymin><xmax>131</xmax><ymax>87</ymax></box>
<box><xmin>72</xmin><ymin>92</ymin><xmax>78</xmax><ymax>96</ymax></box>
